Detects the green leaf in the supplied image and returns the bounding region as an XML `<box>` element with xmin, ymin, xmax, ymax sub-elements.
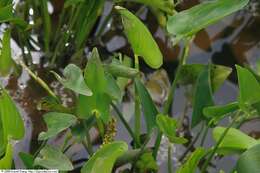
<box><xmin>76</xmin><ymin>48</ymin><xmax>111</xmax><ymax>122</ymax></box>
<box><xmin>0</xmin><ymin>86</ymin><xmax>25</xmax><ymax>153</ymax></box>
<box><xmin>211</xmin><ymin>65</ymin><xmax>232</xmax><ymax>92</ymax></box>
<box><xmin>213</xmin><ymin>127</ymin><xmax>258</xmax><ymax>155</ymax></box>
<box><xmin>37</xmin><ymin>96</ymin><xmax>73</xmax><ymax>113</ymax></box>
<box><xmin>203</xmin><ymin>102</ymin><xmax>239</xmax><ymax>118</ymax></box>
<box><xmin>135</xmin><ymin>79</ymin><xmax>158</xmax><ymax>132</ymax></box>
<box><xmin>0</xmin><ymin>5</ymin><xmax>13</xmax><ymax>23</ymax></box>
<box><xmin>116</xmin><ymin>0</ymin><xmax>174</xmax><ymax>15</ymax></box>
<box><xmin>81</xmin><ymin>141</ymin><xmax>128</xmax><ymax>173</ymax></box>
<box><xmin>52</xmin><ymin>64</ymin><xmax>92</xmax><ymax>96</ymax></box>
<box><xmin>38</xmin><ymin>112</ymin><xmax>77</xmax><ymax>140</ymax></box>
<box><xmin>236</xmin><ymin>65</ymin><xmax>260</xmax><ymax>107</ymax></box>
<box><xmin>19</xmin><ymin>152</ymin><xmax>34</xmax><ymax>169</ymax></box>
<box><xmin>236</xmin><ymin>144</ymin><xmax>260</xmax><ymax>173</ymax></box>
<box><xmin>64</xmin><ymin>0</ymin><xmax>84</xmax><ymax>8</ymax></box>
<box><xmin>0</xmin><ymin>29</ymin><xmax>13</xmax><ymax>76</ymax></box>
<box><xmin>104</xmin><ymin>60</ymin><xmax>138</xmax><ymax>78</ymax></box>
<box><xmin>191</xmin><ymin>66</ymin><xmax>214</xmax><ymax>128</ymax></box>
<box><xmin>105</xmin><ymin>73</ymin><xmax>122</xmax><ymax>100</ymax></box>
<box><xmin>178</xmin><ymin>64</ymin><xmax>232</xmax><ymax>92</ymax></box>
<box><xmin>156</xmin><ymin>114</ymin><xmax>187</xmax><ymax>144</ymax></box>
<box><xmin>203</xmin><ymin>102</ymin><xmax>239</xmax><ymax>125</ymax></box>
<box><xmin>116</xmin><ymin>56</ymin><xmax>133</xmax><ymax>92</ymax></box>
<box><xmin>176</xmin><ymin>148</ymin><xmax>206</xmax><ymax>173</ymax></box>
<box><xmin>0</xmin><ymin>0</ymin><xmax>12</xmax><ymax>8</ymax></box>
<box><xmin>74</xmin><ymin>0</ymin><xmax>105</xmax><ymax>49</ymax></box>
<box><xmin>0</xmin><ymin>142</ymin><xmax>13</xmax><ymax>169</ymax></box>
<box><xmin>167</xmin><ymin>0</ymin><xmax>249</xmax><ymax>41</ymax></box>
<box><xmin>116</xmin><ymin>6</ymin><xmax>163</xmax><ymax>69</ymax></box>
<box><xmin>34</xmin><ymin>145</ymin><xmax>73</xmax><ymax>171</ymax></box>
<box><xmin>257</xmin><ymin>58</ymin><xmax>260</xmax><ymax>75</ymax></box>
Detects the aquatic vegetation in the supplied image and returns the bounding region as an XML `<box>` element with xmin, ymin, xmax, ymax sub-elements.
<box><xmin>1</xmin><ymin>0</ymin><xmax>260</xmax><ymax>173</ymax></box>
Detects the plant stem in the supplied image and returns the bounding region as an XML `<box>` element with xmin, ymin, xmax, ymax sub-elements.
<box><xmin>82</xmin><ymin>120</ymin><xmax>94</xmax><ymax>156</ymax></box>
<box><xmin>201</xmin><ymin>112</ymin><xmax>240</xmax><ymax>172</ymax></box>
<box><xmin>115</xmin><ymin>148</ymin><xmax>151</xmax><ymax>168</ymax></box>
<box><xmin>33</xmin><ymin>140</ymin><xmax>47</xmax><ymax>159</ymax></box>
<box><xmin>168</xmin><ymin>144</ymin><xmax>173</xmax><ymax>173</ymax></box>
<box><xmin>153</xmin><ymin>39</ymin><xmax>191</xmax><ymax>158</ymax></box>
<box><xmin>82</xmin><ymin>135</ymin><xmax>94</xmax><ymax>156</ymax></box>
<box><xmin>134</xmin><ymin>54</ymin><xmax>141</xmax><ymax>147</ymax></box>
<box><xmin>18</xmin><ymin>60</ymin><xmax>58</xmax><ymax>100</ymax></box>
<box><xmin>179</xmin><ymin>123</ymin><xmax>204</xmax><ymax>162</ymax></box>
<box><xmin>163</xmin><ymin>40</ymin><xmax>190</xmax><ymax>114</ymax></box>
<box><xmin>111</xmin><ymin>102</ymin><xmax>135</xmax><ymax>140</ymax></box>
<box><xmin>200</xmin><ymin>123</ymin><xmax>209</xmax><ymax>146</ymax></box>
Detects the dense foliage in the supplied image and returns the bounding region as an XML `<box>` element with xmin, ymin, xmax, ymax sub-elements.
<box><xmin>1</xmin><ymin>0</ymin><xmax>260</xmax><ymax>172</ymax></box>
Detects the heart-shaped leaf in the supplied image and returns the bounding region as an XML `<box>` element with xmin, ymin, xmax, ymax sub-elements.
<box><xmin>34</xmin><ymin>145</ymin><xmax>73</xmax><ymax>171</ymax></box>
<box><xmin>81</xmin><ymin>141</ymin><xmax>128</xmax><ymax>173</ymax></box>
<box><xmin>52</xmin><ymin>64</ymin><xmax>92</xmax><ymax>96</ymax></box>
<box><xmin>38</xmin><ymin>112</ymin><xmax>77</xmax><ymax>140</ymax></box>
<box><xmin>116</xmin><ymin>6</ymin><xmax>163</xmax><ymax>69</ymax></box>
<box><xmin>76</xmin><ymin>48</ymin><xmax>111</xmax><ymax>122</ymax></box>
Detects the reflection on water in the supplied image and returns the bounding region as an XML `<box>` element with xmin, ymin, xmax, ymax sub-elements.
<box><xmin>0</xmin><ymin>0</ymin><xmax>260</xmax><ymax>171</ymax></box>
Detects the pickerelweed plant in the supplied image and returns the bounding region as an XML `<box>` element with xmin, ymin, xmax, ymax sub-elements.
<box><xmin>2</xmin><ymin>0</ymin><xmax>260</xmax><ymax>172</ymax></box>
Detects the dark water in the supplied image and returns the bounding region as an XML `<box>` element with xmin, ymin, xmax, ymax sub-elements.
<box><xmin>1</xmin><ymin>0</ymin><xmax>260</xmax><ymax>172</ymax></box>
